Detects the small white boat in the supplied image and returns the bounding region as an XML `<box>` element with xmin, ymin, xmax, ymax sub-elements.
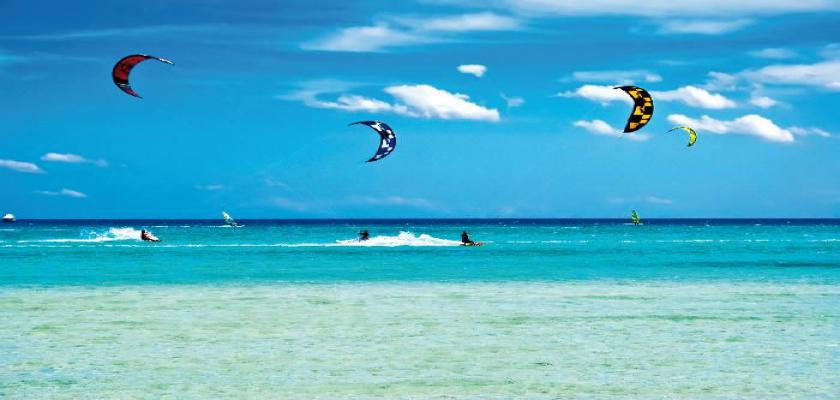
<box><xmin>2</xmin><ymin>213</ymin><xmax>15</xmax><ymax>222</ymax></box>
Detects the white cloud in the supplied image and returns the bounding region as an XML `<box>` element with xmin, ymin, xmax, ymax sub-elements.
<box><xmin>196</xmin><ymin>184</ymin><xmax>224</xmax><ymax>191</ymax></box>
<box><xmin>417</xmin><ymin>12</ymin><xmax>520</xmax><ymax>32</ymax></box>
<box><xmin>703</xmin><ymin>71</ymin><xmax>739</xmax><ymax>91</ymax></box>
<box><xmin>750</xmin><ymin>47</ymin><xmax>798</xmax><ymax>59</ymax></box>
<box><xmin>557</xmin><ymin>85</ymin><xmax>631</xmax><ymax>105</ymax></box>
<box><xmin>473</xmin><ymin>1</ymin><xmax>837</xmax><ymax>17</ymax></box>
<box><xmin>309</xmin><ymin>94</ymin><xmax>407</xmax><ymax>114</ymax></box>
<box><xmin>644</xmin><ymin>196</ymin><xmax>673</xmax><ymax>205</ymax></box>
<box><xmin>301</xmin><ymin>25</ymin><xmax>429</xmax><ymax>52</ymax></box>
<box><xmin>457</xmin><ymin>64</ymin><xmax>487</xmax><ymax>77</ymax></box>
<box><xmin>573</xmin><ymin>120</ymin><xmax>650</xmax><ymax>141</ymax></box>
<box><xmin>652</xmin><ymin>86</ymin><xmax>736</xmax><ymax>109</ymax></box>
<box><xmin>746</xmin><ymin>60</ymin><xmax>840</xmax><ymax>90</ymax></box>
<box><xmin>658</xmin><ymin>19</ymin><xmax>752</xmax><ymax>35</ymax></box>
<box><xmin>38</xmin><ymin>188</ymin><xmax>87</xmax><ymax>198</ymax></box>
<box><xmin>570</xmin><ymin>70</ymin><xmax>662</xmax><ymax>83</ymax></box>
<box><xmin>667</xmin><ymin>114</ymin><xmax>795</xmax><ymax>143</ymax></box>
<box><xmin>790</xmin><ymin>127</ymin><xmax>832</xmax><ymax>138</ymax></box>
<box><xmin>561</xmin><ymin>84</ymin><xmax>735</xmax><ymax>109</ymax></box>
<box><xmin>500</xmin><ymin>93</ymin><xmax>524</xmax><ymax>107</ymax></box>
<box><xmin>40</xmin><ymin>152</ymin><xmax>107</xmax><ymax>167</ymax></box>
<box><xmin>284</xmin><ymin>81</ymin><xmax>498</xmax><ymax>121</ymax></box>
<box><xmin>0</xmin><ymin>159</ymin><xmax>44</xmax><ymax>174</ymax></box>
<box><xmin>303</xmin><ymin>13</ymin><xmax>520</xmax><ymax>52</ymax></box>
<box><xmin>385</xmin><ymin>84</ymin><xmax>500</xmax><ymax>121</ymax></box>
<box><xmin>349</xmin><ymin>195</ymin><xmax>434</xmax><ymax>208</ymax></box>
<box><xmin>749</xmin><ymin>95</ymin><xmax>778</xmax><ymax>108</ymax></box>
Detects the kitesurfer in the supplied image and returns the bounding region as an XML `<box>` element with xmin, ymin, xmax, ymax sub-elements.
<box><xmin>461</xmin><ymin>231</ymin><xmax>475</xmax><ymax>245</ymax></box>
<box><xmin>140</xmin><ymin>229</ymin><xmax>160</xmax><ymax>242</ymax></box>
<box><xmin>359</xmin><ymin>230</ymin><xmax>370</xmax><ymax>241</ymax></box>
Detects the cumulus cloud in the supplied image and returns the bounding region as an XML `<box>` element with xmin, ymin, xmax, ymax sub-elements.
<box><xmin>500</xmin><ymin>93</ymin><xmax>524</xmax><ymax>107</ymax></box>
<box><xmin>0</xmin><ymin>159</ymin><xmax>44</xmax><ymax>174</ymax></box>
<box><xmin>745</xmin><ymin>60</ymin><xmax>840</xmax><ymax>90</ymax></box>
<box><xmin>658</xmin><ymin>19</ymin><xmax>752</xmax><ymax>35</ymax></box>
<box><xmin>303</xmin><ymin>12</ymin><xmax>520</xmax><ymax>52</ymax></box>
<box><xmin>557</xmin><ymin>85</ymin><xmax>631</xmax><ymax>105</ymax></box>
<box><xmin>573</xmin><ymin>120</ymin><xmax>650</xmax><ymax>142</ymax></box>
<box><xmin>286</xmin><ymin>82</ymin><xmax>499</xmax><ymax>122</ymax></box>
<box><xmin>41</xmin><ymin>152</ymin><xmax>107</xmax><ymax>167</ymax></box>
<box><xmin>560</xmin><ymin>84</ymin><xmax>735</xmax><ymax>109</ymax></box>
<box><xmin>38</xmin><ymin>188</ymin><xmax>87</xmax><ymax>198</ymax></box>
<box><xmin>750</xmin><ymin>47</ymin><xmax>798</xmax><ymax>59</ymax></box>
<box><xmin>652</xmin><ymin>86</ymin><xmax>736</xmax><ymax>109</ymax></box>
<box><xmin>457</xmin><ymin>64</ymin><xmax>487</xmax><ymax>77</ymax></box>
<box><xmin>667</xmin><ymin>114</ymin><xmax>795</xmax><ymax>143</ymax></box>
<box><xmin>749</xmin><ymin>95</ymin><xmax>778</xmax><ymax>108</ymax></box>
<box><xmin>570</xmin><ymin>70</ymin><xmax>662</xmax><ymax>83</ymax></box>
<box><xmin>385</xmin><ymin>84</ymin><xmax>500</xmax><ymax>121</ymax></box>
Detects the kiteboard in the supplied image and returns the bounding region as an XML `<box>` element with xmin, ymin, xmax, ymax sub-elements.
<box><xmin>461</xmin><ymin>242</ymin><xmax>484</xmax><ymax>247</ymax></box>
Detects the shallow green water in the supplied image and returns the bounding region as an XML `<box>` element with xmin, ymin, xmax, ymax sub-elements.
<box><xmin>2</xmin><ymin>282</ymin><xmax>838</xmax><ymax>398</ymax></box>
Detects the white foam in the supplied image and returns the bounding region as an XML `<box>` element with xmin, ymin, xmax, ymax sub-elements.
<box><xmin>333</xmin><ymin>231</ymin><xmax>462</xmax><ymax>247</ymax></box>
<box><xmin>18</xmin><ymin>227</ymin><xmax>143</xmax><ymax>243</ymax></box>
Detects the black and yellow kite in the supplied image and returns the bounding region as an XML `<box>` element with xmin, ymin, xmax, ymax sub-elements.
<box><xmin>668</xmin><ymin>126</ymin><xmax>697</xmax><ymax>147</ymax></box>
<box><xmin>614</xmin><ymin>86</ymin><xmax>654</xmax><ymax>133</ymax></box>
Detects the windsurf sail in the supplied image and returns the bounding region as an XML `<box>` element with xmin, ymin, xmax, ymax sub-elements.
<box><xmin>631</xmin><ymin>210</ymin><xmax>641</xmax><ymax>225</ymax></box>
<box><xmin>222</xmin><ymin>211</ymin><xmax>238</xmax><ymax>226</ymax></box>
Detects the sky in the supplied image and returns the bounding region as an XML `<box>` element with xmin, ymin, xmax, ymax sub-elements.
<box><xmin>1</xmin><ymin>0</ymin><xmax>839</xmax><ymax>218</ymax></box>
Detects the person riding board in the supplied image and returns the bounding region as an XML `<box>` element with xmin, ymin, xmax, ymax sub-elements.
<box><xmin>140</xmin><ymin>229</ymin><xmax>160</xmax><ymax>242</ymax></box>
<box><xmin>461</xmin><ymin>231</ymin><xmax>474</xmax><ymax>246</ymax></box>
<box><xmin>358</xmin><ymin>230</ymin><xmax>370</xmax><ymax>241</ymax></box>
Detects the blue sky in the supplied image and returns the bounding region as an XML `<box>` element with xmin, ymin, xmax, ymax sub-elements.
<box><xmin>1</xmin><ymin>0</ymin><xmax>839</xmax><ymax>218</ymax></box>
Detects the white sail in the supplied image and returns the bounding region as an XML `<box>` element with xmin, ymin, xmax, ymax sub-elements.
<box><xmin>222</xmin><ymin>211</ymin><xmax>236</xmax><ymax>226</ymax></box>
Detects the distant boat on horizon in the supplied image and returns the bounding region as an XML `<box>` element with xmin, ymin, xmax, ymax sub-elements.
<box><xmin>3</xmin><ymin>213</ymin><xmax>16</xmax><ymax>223</ymax></box>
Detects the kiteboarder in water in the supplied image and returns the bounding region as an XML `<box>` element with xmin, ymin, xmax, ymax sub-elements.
<box><xmin>358</xmin><ymin>230</ymin><xmax>370</xmax><ymax>241</ymax></box>
<box><xmin>140</xmin><ymin>229</ymin><xmax>160</xmax><ymax>242</ymax></box>
<box><xmin>461</xmin><ymin>231</ymin><xmax>475</xmax><ymax>246</ymax></box>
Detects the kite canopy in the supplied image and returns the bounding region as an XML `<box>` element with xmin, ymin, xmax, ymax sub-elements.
<box><xmin>350</xmin><ymin>120</ymin><xmax>397</xmax><ymax>162</ymax></box>
<box><xmin>668</xmin><ymin>126</ymin><xmax>697</xmax><ymax>147</ymax></box>
<box><xmin>614</xmin><ymin>86</ymin><xmax>654</xmax><ymax>133</ymax></box>
<box><xmin>112</xmin><ymin>54</ymin><xmax>174</xmax><ymax>98</ymax></box>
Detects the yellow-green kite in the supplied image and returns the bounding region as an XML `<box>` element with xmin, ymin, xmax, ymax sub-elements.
<box><xmin>668</xmin><ymin>126</ymin><xmax>697</xmax><ymax>147</ymax></box>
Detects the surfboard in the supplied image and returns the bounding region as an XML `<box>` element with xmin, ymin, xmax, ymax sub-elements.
<box><xmin>461</xmin><ymin>242</ymin><xmax>483</xmax><ymax>247</ymax></box>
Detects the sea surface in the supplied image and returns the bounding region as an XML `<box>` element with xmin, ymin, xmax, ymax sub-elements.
<box><xmin>1</xmin><ymin>219</ymin><xmax>838</xmax><ymax>398</ymax></box>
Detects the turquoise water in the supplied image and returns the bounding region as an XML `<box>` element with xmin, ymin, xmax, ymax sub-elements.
<box><xmin>1</xmin><ymin>220</ymin><xmax>838</xmax><ymax>398</ymax></box>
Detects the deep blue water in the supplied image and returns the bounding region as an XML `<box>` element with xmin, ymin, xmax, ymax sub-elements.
<box><xmin>1</xmin><ymin>219</ymin><xmax>838</xmax><ymax>286</ymax></box>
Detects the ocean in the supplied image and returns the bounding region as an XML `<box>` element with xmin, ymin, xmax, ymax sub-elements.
<box><xmin>1</xmin><ymin>219</ymin><xmax>838</xmax><ymax>398</ymax></box>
